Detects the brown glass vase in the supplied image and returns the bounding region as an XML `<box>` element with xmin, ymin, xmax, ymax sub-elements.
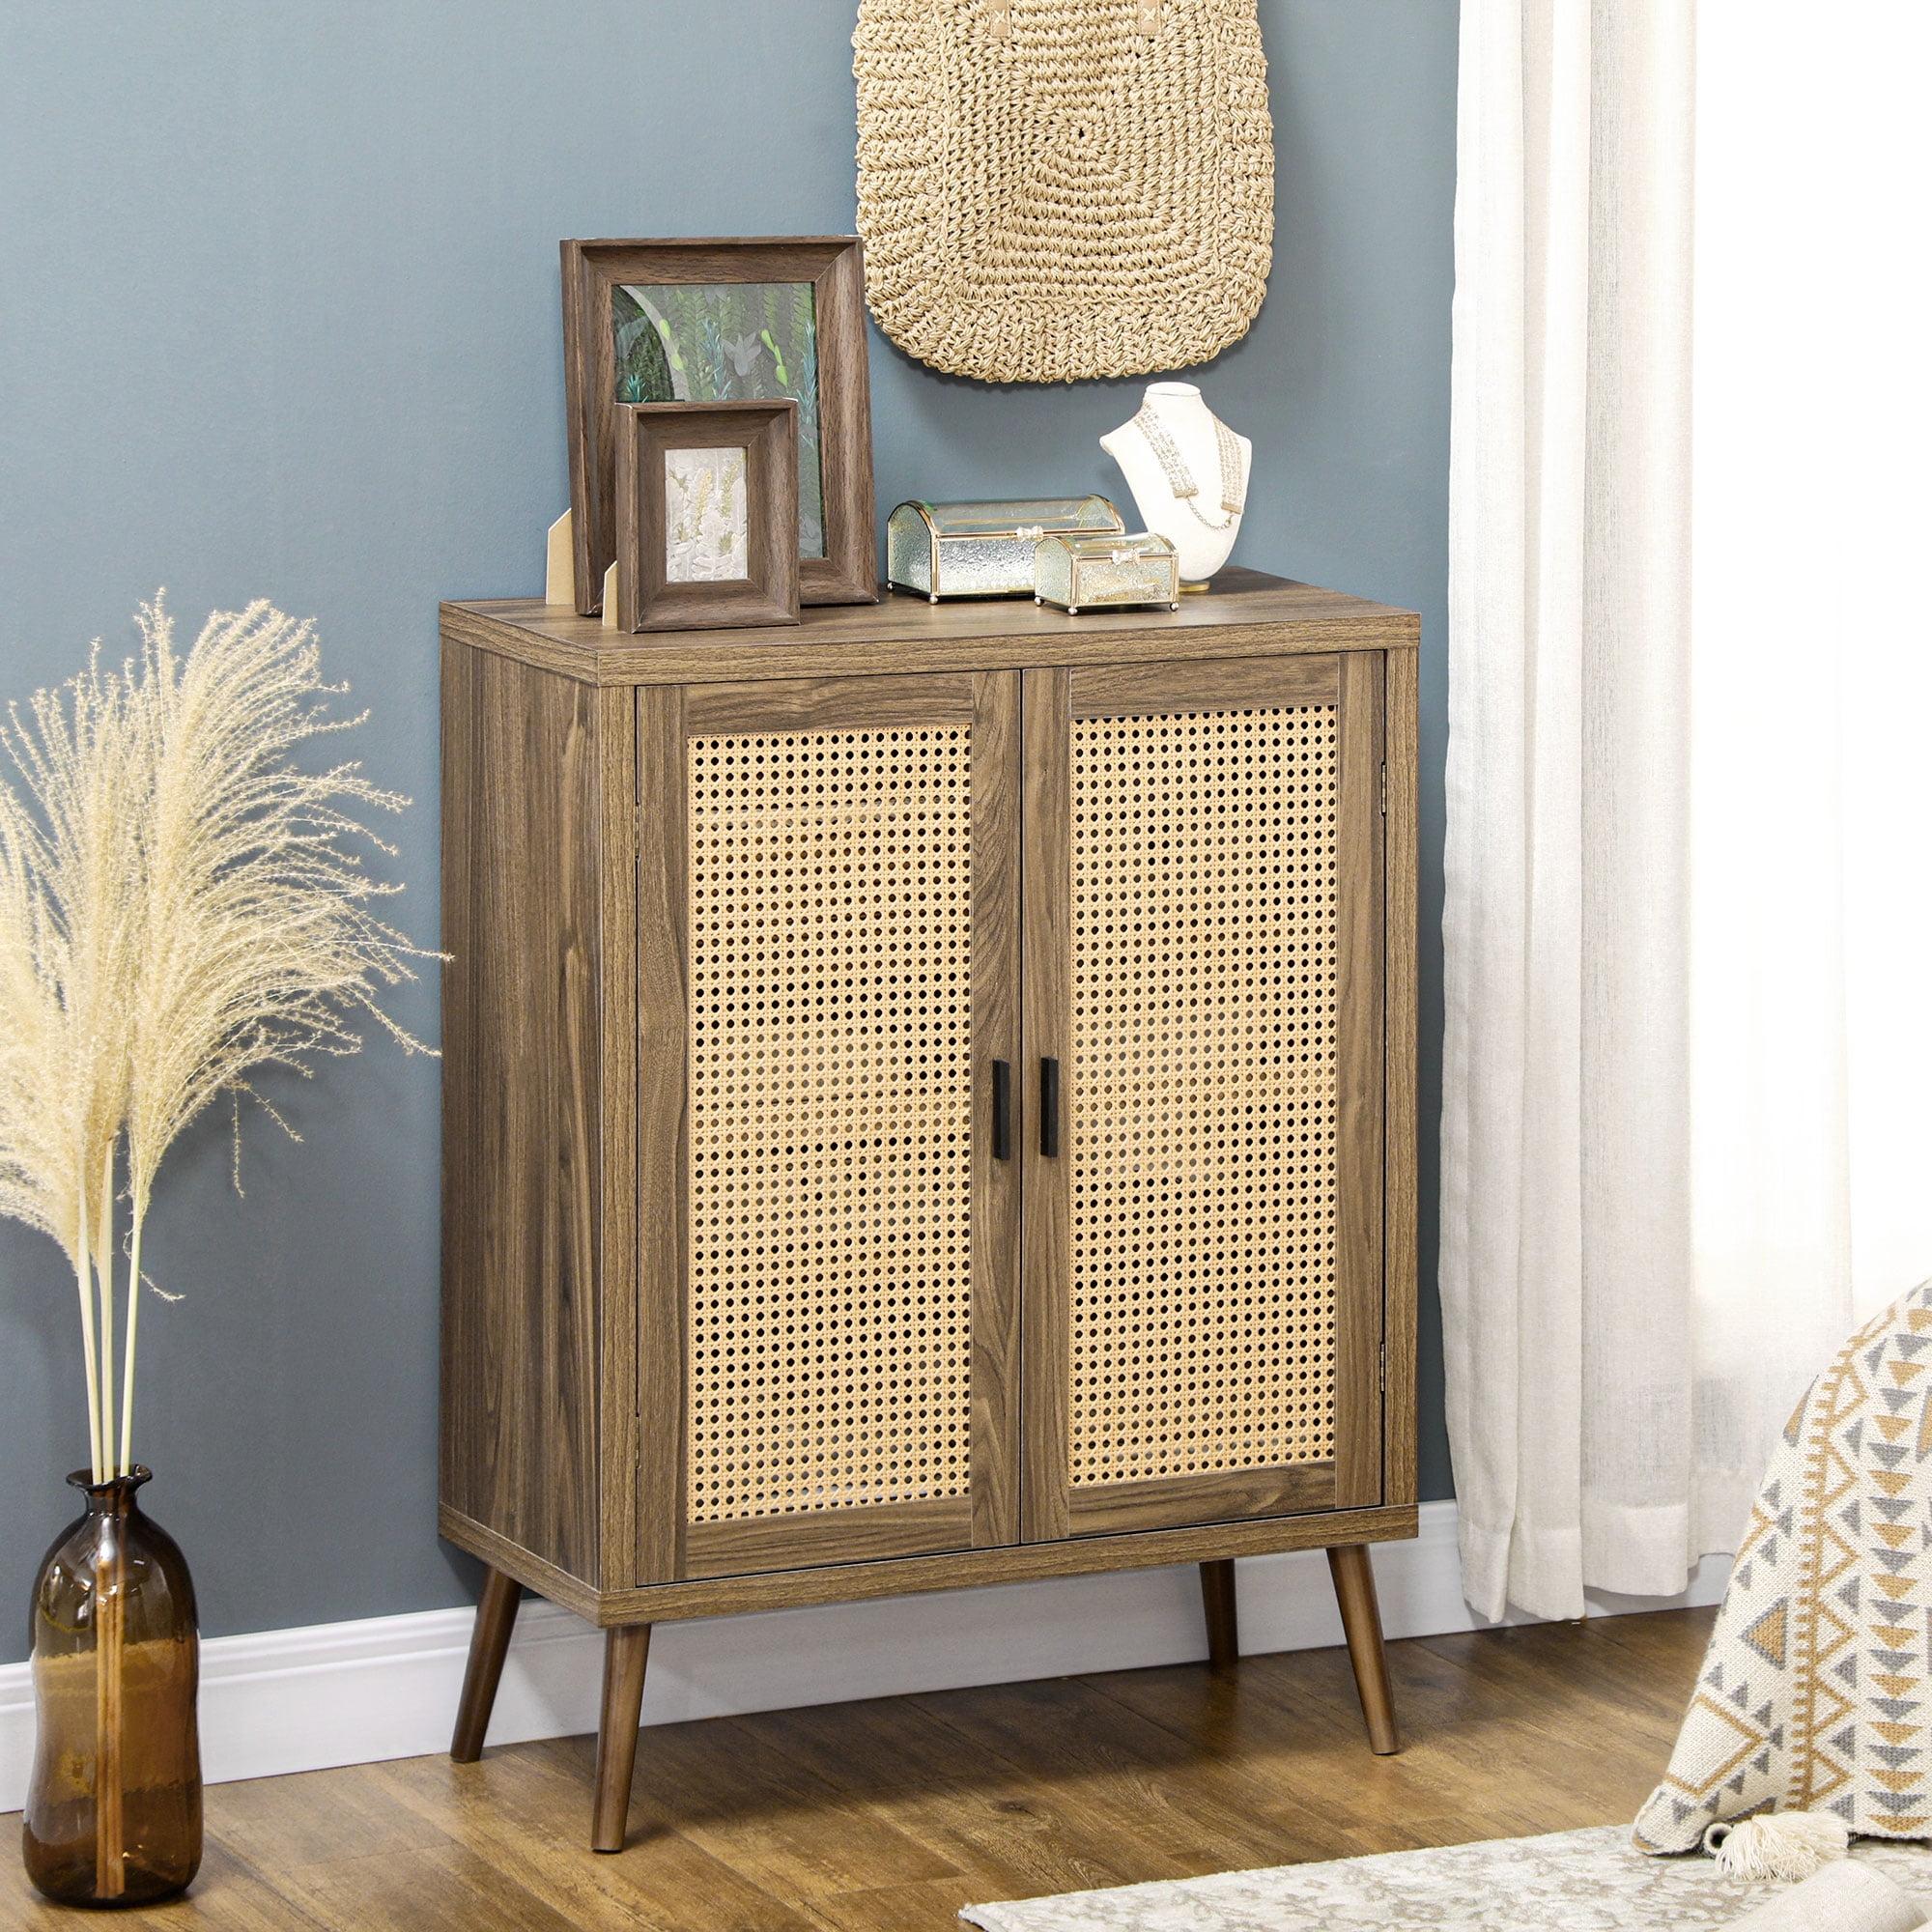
<box><xmin>22</xmin><ymin>1467</ymin><xmax>202</xmax><ymax>1907</ymax></box>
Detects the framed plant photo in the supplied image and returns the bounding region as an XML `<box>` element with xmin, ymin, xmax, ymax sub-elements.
<box><xmin>614</xmin><ymin>401</ymin><xmax>800</xmax><ymax>632</ymax></box>
<box><xmin>561</xmin><ymin>236</ymin><xmax>877</xmax><ymax>615</ymax></box>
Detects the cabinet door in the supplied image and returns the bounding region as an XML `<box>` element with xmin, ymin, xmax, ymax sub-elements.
<box><xmin>637</xmin><ymin>673</ymin><xmax>1021</xmax><ymax>1582</ymax></box>
<box><xmin>1020</xmin><ymin>655</ymin><xmax>1385</xmax><ymax>1541</ymax></box>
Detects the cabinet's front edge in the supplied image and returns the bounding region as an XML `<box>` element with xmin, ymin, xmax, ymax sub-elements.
<box><xmin>437</xmin><ymin>636</ymin><xmax>470</xmax><ymax>1527</ymax></box>
<box><xmin>1334</xmin><ymin>651</ymin><xmax>1386</xmax><ymax>1509</ymax></box>
<box><xmin>595</xmin><ymin>684</ymin><xmax>640</xmax><ymax>1590</ymax></box>
<box><xmin>686</xmin><ymin>1498</ymin><xmax>977</xmax><ymax>1579</ymax></box>
<box><xmin>441</xmin><ymin>602</ymin><xmax>1419</xmax><ymax>689</ymax></box>
<box><xmin>970</xmin><ymin>670</ymin><xmax>1024</xmax><ymax>1548</ymax></box>
<box><xmin>615</xmin><ymin>619</ymin><xmax>1411</xmax><ymax>686</ymax></box>
<box><xmin>1065</xmin><ymin>1463</ymin><xmax>1336</xmax><ymax>1537</ymax></box>
<box><xmin>1018</xmin><ymin>668</ymin><xmax>1073</xmax><ymax>1543</ymax></box>
<box><xmin>635</xmin><ymin>686</ymin><xmax>690</xmax><ymax>1584</ymax></box>
<box><xmin>578</xmin><ymin>1504</ymin><xmax>1420</xmax><ymax>1626</ymax></box>
<box><xmin>1382</xmin><ymin>647</ymin><xmax>1421</xmax><ymax>1506</ymax></box>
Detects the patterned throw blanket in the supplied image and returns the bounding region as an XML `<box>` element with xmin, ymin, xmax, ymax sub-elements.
<box><xmin>1636</xmin><ymin>1282</ymin><xmax>1932</xmax><ymax>1852</ymax></box>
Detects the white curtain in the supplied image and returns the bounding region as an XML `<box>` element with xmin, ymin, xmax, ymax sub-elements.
<box><xmin>1441</xmin><ymin>0</ymin><xmax>1932</xmax><ymax>1624</ymax></box>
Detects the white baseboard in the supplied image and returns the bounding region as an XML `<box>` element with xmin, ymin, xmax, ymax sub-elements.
<box><xmin>0</xmin><ymin>1499</ymin><xmax>1726</xmax><ymax>1814</ymax></box>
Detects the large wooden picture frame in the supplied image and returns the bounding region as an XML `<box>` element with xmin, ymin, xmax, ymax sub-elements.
<box><xmin>614</xmin><ymin>401</ymin><xmax>800</xmax><ymax>633</ymax></box>
<box><xmin>562</xmin><ymin>236</ymin><xmax>877</xmax><ymax>615</ymax></box>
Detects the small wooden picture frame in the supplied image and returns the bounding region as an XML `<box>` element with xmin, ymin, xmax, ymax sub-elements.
<box><xmin>614</xmin><ymin>401</ymin><xmax>800</xmax><ymax>633</ymax></box>
<box><xmin>561</xmin><ymin>236</ymin><xmax>877</xmax><ymax>614</ymax></box>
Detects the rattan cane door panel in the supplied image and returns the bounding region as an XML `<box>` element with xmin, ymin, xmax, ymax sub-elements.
<box><xmin>1020</xmin><ymin>656</ymin><xmax>1385</xmax><ymax>1543</ymax></box>
<box><xmin>638</xmin><ymin>674</ymin><xmax>1021</xmax><ymax>1583</ymax></box>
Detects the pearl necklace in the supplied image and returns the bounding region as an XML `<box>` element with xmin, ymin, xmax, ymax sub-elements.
<box><xmin>1132</xmin><ymin>405</ymin><xmax>1247</xmax><ymax>529</ymax></box>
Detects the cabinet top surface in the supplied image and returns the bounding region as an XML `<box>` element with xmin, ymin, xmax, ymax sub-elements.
<box><xmin>441</xmin><ymin>567</ymin><xmax>1419</xmax><ymax>687</ymax></box>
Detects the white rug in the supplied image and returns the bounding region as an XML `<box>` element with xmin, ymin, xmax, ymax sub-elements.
<box><xmin>960</xmin><ymin>1825</ymin><xmax>1932</xmax><ymax>1930</ymax></box>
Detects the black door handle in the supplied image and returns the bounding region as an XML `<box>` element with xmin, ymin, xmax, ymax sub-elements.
<box><xmin>992</xmin><ymin>1059</ymin><xmax>1012</xmax><ymax>1161</ymax></box>
<box><xmin>1039</xmin><ymin>1057</ymin><xmax>1061</xmax><ymax>1158</ymax></box>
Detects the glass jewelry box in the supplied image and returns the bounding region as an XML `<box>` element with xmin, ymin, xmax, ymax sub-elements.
<box><xmin>887</xmin><ymin>497</ymin><xmax>1123</xmax><ymax>601</ymax></box>
<box><xmin>1033</xmin><ymin>531</ymin><xmax>1181</xmax><ymax>613</ymax></box>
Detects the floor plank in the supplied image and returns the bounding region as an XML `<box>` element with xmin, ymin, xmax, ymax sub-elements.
<box><xmin>753</xmin><ymin>1693</ymin><xmax>1137</xmax><ymax>1899</ymax></box>
<box><xmin>0</xmin><ymin>1605</ymin><xmax>1716</xmax><ymax>1931</ymax></box>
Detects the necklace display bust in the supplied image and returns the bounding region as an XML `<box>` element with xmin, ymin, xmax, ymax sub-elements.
<box><xmin>1100</xmin><ymin>381</ymin><xmax>1253</xmax><ymax>586</ymax></box>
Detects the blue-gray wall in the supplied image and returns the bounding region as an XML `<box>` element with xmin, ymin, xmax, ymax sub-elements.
<box><xmin>0</xmin><ymin>2</ymin><xmax>1455</xmax><ymax>1662</ymax></box>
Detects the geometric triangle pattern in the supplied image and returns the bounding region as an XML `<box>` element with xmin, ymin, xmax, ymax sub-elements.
<box><xmin>1635</xmin><ymin>1282</ymin><xmax>1932</xmax><ymax>1851</ymax></box>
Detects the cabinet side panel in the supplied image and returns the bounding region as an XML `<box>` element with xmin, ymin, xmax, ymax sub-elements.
<box><xmin>440</xmin><ymin>639</ymin><xmax>602</xmax><ymax>1581</ymax></box>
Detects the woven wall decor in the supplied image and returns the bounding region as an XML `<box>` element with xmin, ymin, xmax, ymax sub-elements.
<box><xmin>853</xmin><ymin>0</ymin><xmax>1274</xmax><ymax>384</ymax></box>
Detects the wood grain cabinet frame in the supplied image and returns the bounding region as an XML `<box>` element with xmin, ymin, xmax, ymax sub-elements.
<box><xmin>439</xmin><ymin>569</ymin><xmax>1420</xmax><ymax>1850</ymax></box>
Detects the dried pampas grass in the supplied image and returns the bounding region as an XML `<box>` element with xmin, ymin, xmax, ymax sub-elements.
<box><xmin>0</xmin><ymin>597</ymin><xmax>434</xmax><ymax>1480</ymax></box>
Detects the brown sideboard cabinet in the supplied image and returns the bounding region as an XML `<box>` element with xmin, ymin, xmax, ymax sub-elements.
<box><xmin>439</xmin><ymin>569</ymin><xmax>1420</xmax><ymax>1851</ymax></box>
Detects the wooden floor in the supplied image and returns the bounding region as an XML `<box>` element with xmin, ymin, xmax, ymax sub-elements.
<box><xmin>1</xmin><ymin>1605</ymin><xmax>1714</xmax><ymax>1930</ymax></box>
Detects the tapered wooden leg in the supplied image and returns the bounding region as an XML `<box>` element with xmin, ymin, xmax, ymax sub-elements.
<box><xmin>1327</xmin><ymin>1544</ymin><xmax>1399</xmax><ymax>1754</ymax></box>
<box><xmin>1199</xmin><ymin>1558</ymin><xmax>1239</xmax><ymax>1669</ymax></box>
<box><xmin>590</xmin><ymin>1625</ymin><xmax>652</xmax><ymax>1853</ymax></box>
<box><xmin>449</xmin><ymin>1566</ymin><xmax>521</xmax><ymax>1763</ymax></box>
